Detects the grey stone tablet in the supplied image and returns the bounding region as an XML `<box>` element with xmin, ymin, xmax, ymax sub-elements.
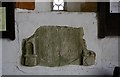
<box><xmin>21</xmin><ymin>26</ymin><xmax>96</xmax><ymax>67</ymax></box>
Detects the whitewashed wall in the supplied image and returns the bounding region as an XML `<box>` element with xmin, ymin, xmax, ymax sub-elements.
<box><xmin>1</xmin><ymin>2</ymin><xmax>119</xmax><ymax>75</ymax></box>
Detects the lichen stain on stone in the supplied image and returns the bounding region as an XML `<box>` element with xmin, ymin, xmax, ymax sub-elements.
<box><xmin>21</xmin><ymin>26</ymin><xmax>96</xmax><ymax>67</ymax></box>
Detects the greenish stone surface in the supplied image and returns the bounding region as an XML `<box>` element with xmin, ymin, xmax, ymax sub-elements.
<box><xmin>0</xmin><ymin>7</ymin><xmax>6</xmax><ymax>31</ymax></box>
<box><xmin>21</xmin><ymin>26</ymin><xmax>96</xmax><ymax>67</ymax></box>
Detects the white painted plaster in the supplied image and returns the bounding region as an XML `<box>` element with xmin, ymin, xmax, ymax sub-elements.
<box><xmin>35</xmin><ymin>2</ymin><xmax>52</xmax><ymax>12</ymax></box>
<box><xmin>0</xmin><ymin>39</ymin><xmax>2</xmax><ymax>76</ymax></box>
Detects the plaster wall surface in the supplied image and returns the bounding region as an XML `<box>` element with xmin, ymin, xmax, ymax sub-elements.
<box><xmin>0</xmin><ymin>2</ymin><xmax>119</xmax><ymax>75</ymax></box>
<box><xmin>35</xmin><ymin>1</ymin><xmax>52</xmax><ymax>12</ymax></box>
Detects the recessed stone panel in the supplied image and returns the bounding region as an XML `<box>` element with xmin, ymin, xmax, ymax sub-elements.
<box><xmin>21</xmin><ymin>26</ymin><xmax>96</xmax><ymax>67</ymax></box>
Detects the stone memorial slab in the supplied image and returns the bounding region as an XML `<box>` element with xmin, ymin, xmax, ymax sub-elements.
<box><xmin>21</xmin><ymin>26</ymin><xmax>96</xmax><ymax>67</ymax></box>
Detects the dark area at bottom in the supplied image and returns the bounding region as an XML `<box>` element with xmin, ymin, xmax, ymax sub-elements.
<box><xmin>1</xmin><ymin>75</ymin><xmax>113</xmax><ymax>77</ymax></box>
